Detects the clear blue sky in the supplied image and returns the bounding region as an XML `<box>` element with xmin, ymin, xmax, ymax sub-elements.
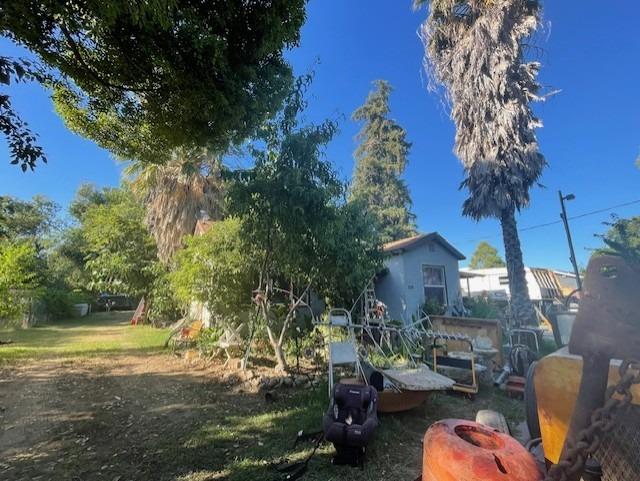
<box><xmin>1</xmin><ymin>1</ymin><xmax>639</xmax><ymax>271</ymax></box>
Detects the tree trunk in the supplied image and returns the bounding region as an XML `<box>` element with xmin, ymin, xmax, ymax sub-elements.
<box><xmin>500</xmin><ymin>208</ymin><xmax>536</xmax><ymax>327</ymax></box>
<box><xmin>266</xmin><ymin>325</ymin><xmax>288</xmax><ymax>371</ymax></box>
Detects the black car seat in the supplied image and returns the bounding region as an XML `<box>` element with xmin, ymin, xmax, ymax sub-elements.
<box><xmin>322</xmin><ymin>383</ymin><xmax>378</xmax><ymax>467</ymax></box>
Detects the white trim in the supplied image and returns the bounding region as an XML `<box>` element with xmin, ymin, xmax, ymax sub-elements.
<box><xmin>422</xmin><ymin>264</ymin><xmax>448</xmax><ymax>307</ymax></box>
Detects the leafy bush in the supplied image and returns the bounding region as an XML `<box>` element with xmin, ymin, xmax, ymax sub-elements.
<box><xmin>146</xmin><ymin>264</ymin><xmax>182</xmax><ymax>326</ymax></box>
<box><xmin>464</xmin><ymin>297</ymin><xmax>502</xmax><ymax>319</ymax></box>
<box><xmin>171</xmin><ymin>218</ymin><xmax>256</xmax><ymax>323</ymax></box>
<box><xmin>421</xmin><ymin>299</ymin><xmax>446</xmax><ymax>316</ymax></box>
<box><xmin>0</xmin><ymin>239</ymin><xmax>42</xmax><ymax>319</ymax></box>
<box><xmin>197</xmin><ymin>327</ymin><xmax>223</xmax><ymax>357</ymax></box>
<box><xmin>40</xmin><ymin>288</ymin><xmax>75</xmax><ymax>320</ymax></box>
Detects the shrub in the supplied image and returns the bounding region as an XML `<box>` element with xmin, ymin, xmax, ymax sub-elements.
<box><xmin>197</xmin><ymin>326</ymin><xmax>223</xmax><ymax>357</ymax></box>
<box><xmin>170</xmin><ymin>218</ymin><xmax>256</xmax><ymax>323</ymax></box>
<box><xmin>40</xmin><ymin>288</ymin><xmax>75</xmax><ymax>320</ymax></box>
<box><xmin>464</xmin><ymin>297</ymin><xmax>502</xmax><ymax>319</ymax></box>
<box><xmin>146</xmin><ymin>264</ymin><xmax>182</xmax><ymax>327</ymax></box>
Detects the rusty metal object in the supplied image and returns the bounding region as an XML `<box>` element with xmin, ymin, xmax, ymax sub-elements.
<box><xmin>569</xmin><ymin>255</ymin><xmax>640</xmax><ymax>361</ymax></box>
<box><xmin>547</xmin><ymin>256</ymin><xmax>640</xmax><ymax>481</ymax></box>
<box><xmin>422</xmin><ymin>419</ymin><xmax>543</xmax><ymax>481</ymax></box>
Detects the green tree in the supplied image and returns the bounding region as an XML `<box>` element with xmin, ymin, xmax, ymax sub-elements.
<box><xmin>1</xmin><ymin>1</ymin><xmax>306</xmax><ymax>167</ymax></box>
<box><xmin>0</xmin><ymin>239</ymin><xmax>42</xmax><ymax>320</ymax></box>
<box><xmin>171</xmin><ymin>218</ymin><xmax>256</xmax><ymax>323</ymax></box>
<box><xmin>227</xmin><ymin>78</ymin><xmax>381</xmax><ymax>370</ymax></box>
<box><xmin>351</xmin><ymin>80</ymin><xmax>416</xmax><ymax>244</ymax></box>
<box><xmin>0</xmin><ymin>195</ymin><xmax>58</xmax><ymax>240</ymax></box>
<box><xmin>596</xmin><ymin>216</ymin><xmax>640</xmax><ymax>266</ymax></box>
<box><xmin>315</xmin><ymin>200</ymin><xmax>382</xmax><ymax>307</ymax></box>
<box><xmin>68</xmin><ymin>184</ymin><xmax>109</xmax><ymax>223</ymax></box>
<box><xmin>81</xmin><ymin>188</ymin><xmax>157</xmax><ymax>297</ymax></box>
<box><xmin>0</xmin><ymin>56</ymin><xmax>47</xmax><ymax>170</ymax></box>
<box><xmin>469</xmin><ymin>241</ymin><xmax>506</xmax><ymax>269</ymax></box>
<box><xmin>417</xmin><ymin>0</ymin><xmax>546</xmax><ymax>325</ymax></box>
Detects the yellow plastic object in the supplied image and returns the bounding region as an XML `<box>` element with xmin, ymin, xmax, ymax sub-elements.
<box><xmin>534</xmin><ymin>347</ymin><xmax>640</xmax><ymax>464</ymax></box>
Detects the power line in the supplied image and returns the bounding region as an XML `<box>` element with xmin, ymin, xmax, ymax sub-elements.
<box><xmin>462</xmin><ymin>198</ymin><xmax>640</xmax><ymax>244</ymax></box>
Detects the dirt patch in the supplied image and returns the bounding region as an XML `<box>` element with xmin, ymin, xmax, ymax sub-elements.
<box><xmin>0</xmin><ymin>353</ymin><xmax>260</xmax><ymax>481</ymax></box>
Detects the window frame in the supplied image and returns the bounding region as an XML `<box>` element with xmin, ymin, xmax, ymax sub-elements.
<box><xmin>422</xmin><ymin>264</ymin><xmax>448</xmax><ymax>307</ymax></box>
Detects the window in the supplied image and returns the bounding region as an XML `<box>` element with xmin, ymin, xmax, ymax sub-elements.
<box><xmin>422</xmin><ymin>265</ymin><xmax>448</xmax><ymax>307</ymax></box>
<box><xmin>498</xmin><ymin>275</ymin><xmax>509</xmax><ymax>286</ymax></box>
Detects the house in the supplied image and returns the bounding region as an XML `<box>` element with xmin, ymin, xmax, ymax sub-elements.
<box><xmin>459</xmin><ymin>266</ymin><xmax>578</xmax><ymax>304</ymax></box>
<box><xmin>374</xmin><ymin>233</ymin><xmax>466</xmax><ymax>323</ymax></box>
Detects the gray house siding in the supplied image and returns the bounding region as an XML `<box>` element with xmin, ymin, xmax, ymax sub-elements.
<box><xmin>375</xmin><ymin>238</ymin><xmax>463</xmax><ymax>323</ymax></box>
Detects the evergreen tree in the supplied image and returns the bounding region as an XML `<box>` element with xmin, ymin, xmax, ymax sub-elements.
<box><xmin>351</xmin><ymin>80</ymin><xmax>416</xmax><ymax>244</ymax></box>
<box><xmin>469</xmin><ymin>241</ymin><xmax>506</xmax><ymax>269</ymax></box>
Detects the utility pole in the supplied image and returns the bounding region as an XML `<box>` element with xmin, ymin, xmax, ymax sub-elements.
<box><xmin>559</xmin><ymin>190</ymin><xmax>583</xmax><ymax>291</ymax></box>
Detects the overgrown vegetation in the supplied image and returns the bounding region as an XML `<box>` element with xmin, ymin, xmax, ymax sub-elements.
<box><xmin>224</xmin><ymin>78</ymin><xmax>382</xmax><ymax>370</ymax></box>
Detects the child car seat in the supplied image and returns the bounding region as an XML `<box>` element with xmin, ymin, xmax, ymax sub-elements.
<box><xmin>322</xmin><ymin>383</ymin><xmax>378</xmax><ymax>467</ymax></box>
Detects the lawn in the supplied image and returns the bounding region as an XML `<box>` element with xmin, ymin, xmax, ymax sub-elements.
<box><xmin>0</xmin><ymin>311</ymin><xmax>525</xmax><ymax>481</ymax></box>
<box><xmin>181</xmin><ymin>382</ymin><xmax>526</xmax><ymax>481</ymax></box>
<box><xmin>0</xmin><ymin>310</ymin><xmax>169</xmax><ymax>363</ymax></box>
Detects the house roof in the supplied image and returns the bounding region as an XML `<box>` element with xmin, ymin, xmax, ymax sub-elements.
<box><xmin>459</xmin><ymin>270</ymin><xmax>483</xmax><ymax>279</ymax></box>
<box><xmin>382</xmin><ymin>233</ymin><xmax>466</xmax><ymax>260</ymax></box>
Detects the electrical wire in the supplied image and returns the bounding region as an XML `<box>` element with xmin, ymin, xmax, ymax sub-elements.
<box><xmin>462</xmin><ymin>198</ymin><xmax>640</xmax><ymax>244</ymax></box>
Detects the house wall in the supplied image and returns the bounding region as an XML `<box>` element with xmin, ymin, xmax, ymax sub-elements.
<box><xmin>376</xmin><ymin>240</ymin><xmax>462</xmax><ymax>323</ymax></box>
<box><xmin>375</xmin><ymin>254</ymin><xmax>406</xmax><ymax>322</ymax></box>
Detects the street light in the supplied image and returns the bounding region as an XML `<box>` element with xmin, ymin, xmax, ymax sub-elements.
<box><xmin>558</xmin><ymin>190</ymin><xmax>582</xmax><ymax>291</ymax></box>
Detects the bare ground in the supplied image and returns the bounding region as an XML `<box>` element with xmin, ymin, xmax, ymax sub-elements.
<box><xmin>0</xmin><ymin>314</ymin><xmax>524</xmax><ymax>481</ymax></box>
<box><xmin>0</xmin><ymin>352</ymin><xmax>256</xmax><ymax>481</ymax></box>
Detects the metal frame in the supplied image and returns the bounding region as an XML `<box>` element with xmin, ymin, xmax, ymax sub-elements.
<box><xmin>431</xmin><ymin>336</ymin><xmax>479</xmax><ymax>395</ymax></box>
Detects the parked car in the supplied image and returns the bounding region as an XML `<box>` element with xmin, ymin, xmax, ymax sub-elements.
<box><xmin>95</xmin><ymin>294</ymin><xmax>135</xmax><ymax>311</ymax></box>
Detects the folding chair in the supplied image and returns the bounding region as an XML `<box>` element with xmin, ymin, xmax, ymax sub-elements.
<box><xmin>216</xmin><ymin>323</ymin><xmax>244</xmax><ymax>367</ymax></box>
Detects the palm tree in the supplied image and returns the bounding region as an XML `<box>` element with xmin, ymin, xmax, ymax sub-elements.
<box><xmin>125</xmin><ymin>148</ymin><xmax>224</xmax><ymax>263</ymax></box>
<box><xmin>417</xmin><ymin>0</ymin><xmax>546</xmax><ymax>325</ymax></box>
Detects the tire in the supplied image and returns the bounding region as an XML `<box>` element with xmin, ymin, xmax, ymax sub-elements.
<box><xmin>475</xmin><ymin>409</ymin><xmax>510</xmax><ymax>435</ymax></box>
<box><xmin>525</xmin><ymin>361</ymin><xmax>541</xmax><ymax>440</ymax></box>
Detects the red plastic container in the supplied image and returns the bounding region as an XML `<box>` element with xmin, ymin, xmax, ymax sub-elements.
<box><xmin>422</xmin><ymin>419</ymin><xmax>543</xmax><ymax>481</ymax></box>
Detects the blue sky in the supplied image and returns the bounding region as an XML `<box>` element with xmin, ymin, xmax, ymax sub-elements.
<box><xmin>1</xmin><ymin>1</ymin><xmax>639</xmax><ymax>271</ymax></box>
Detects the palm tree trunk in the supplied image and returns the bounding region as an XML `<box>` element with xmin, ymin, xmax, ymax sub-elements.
<box><xmin>500</xmin><ymin>208</ymin><xmax>536</xmax><ymax>327</ymax></box>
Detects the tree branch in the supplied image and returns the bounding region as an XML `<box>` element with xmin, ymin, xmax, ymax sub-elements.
<box><xmin>59</xmin><ymin>25</ymin><xmax>156</xmax><ymax>94</ymax></box>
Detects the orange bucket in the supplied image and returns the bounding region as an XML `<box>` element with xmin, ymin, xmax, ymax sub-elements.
<box><xmin>422</xmin><ymin>419</ymin><xmax>543</xmax><ymax>481</ymax></box>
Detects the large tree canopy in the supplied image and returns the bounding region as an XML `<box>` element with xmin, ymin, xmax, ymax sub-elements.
<box><xmin>81</xmin><ymin>187</ymin><xmax>157</xmax><ymax>297</ymax></box>
<box><xmin>351</xmin><ymin>80</ymin><xmax>416</xmax><ymax>244</ymax></box>
<box><xmin>0</xmin><ymin>0</ymin><xmax>306</xmax><ymax>166</ymax></box>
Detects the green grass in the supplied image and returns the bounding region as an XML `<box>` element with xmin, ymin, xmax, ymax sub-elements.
<box><xmin>0</xmin><ymin>310</ymin><xmax>169</xmax><ymax>362</ymax></box>
<box><xmin>178</xmin><ymin>382</ymin><xmax>525</xmax><ymax>481</ymax></box>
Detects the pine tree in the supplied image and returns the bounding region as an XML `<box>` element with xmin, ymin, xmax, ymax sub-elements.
<box><xmin>351</xmin><ymin>80</ymin><xmax>416</xmax><ymax>244</ymax></box>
